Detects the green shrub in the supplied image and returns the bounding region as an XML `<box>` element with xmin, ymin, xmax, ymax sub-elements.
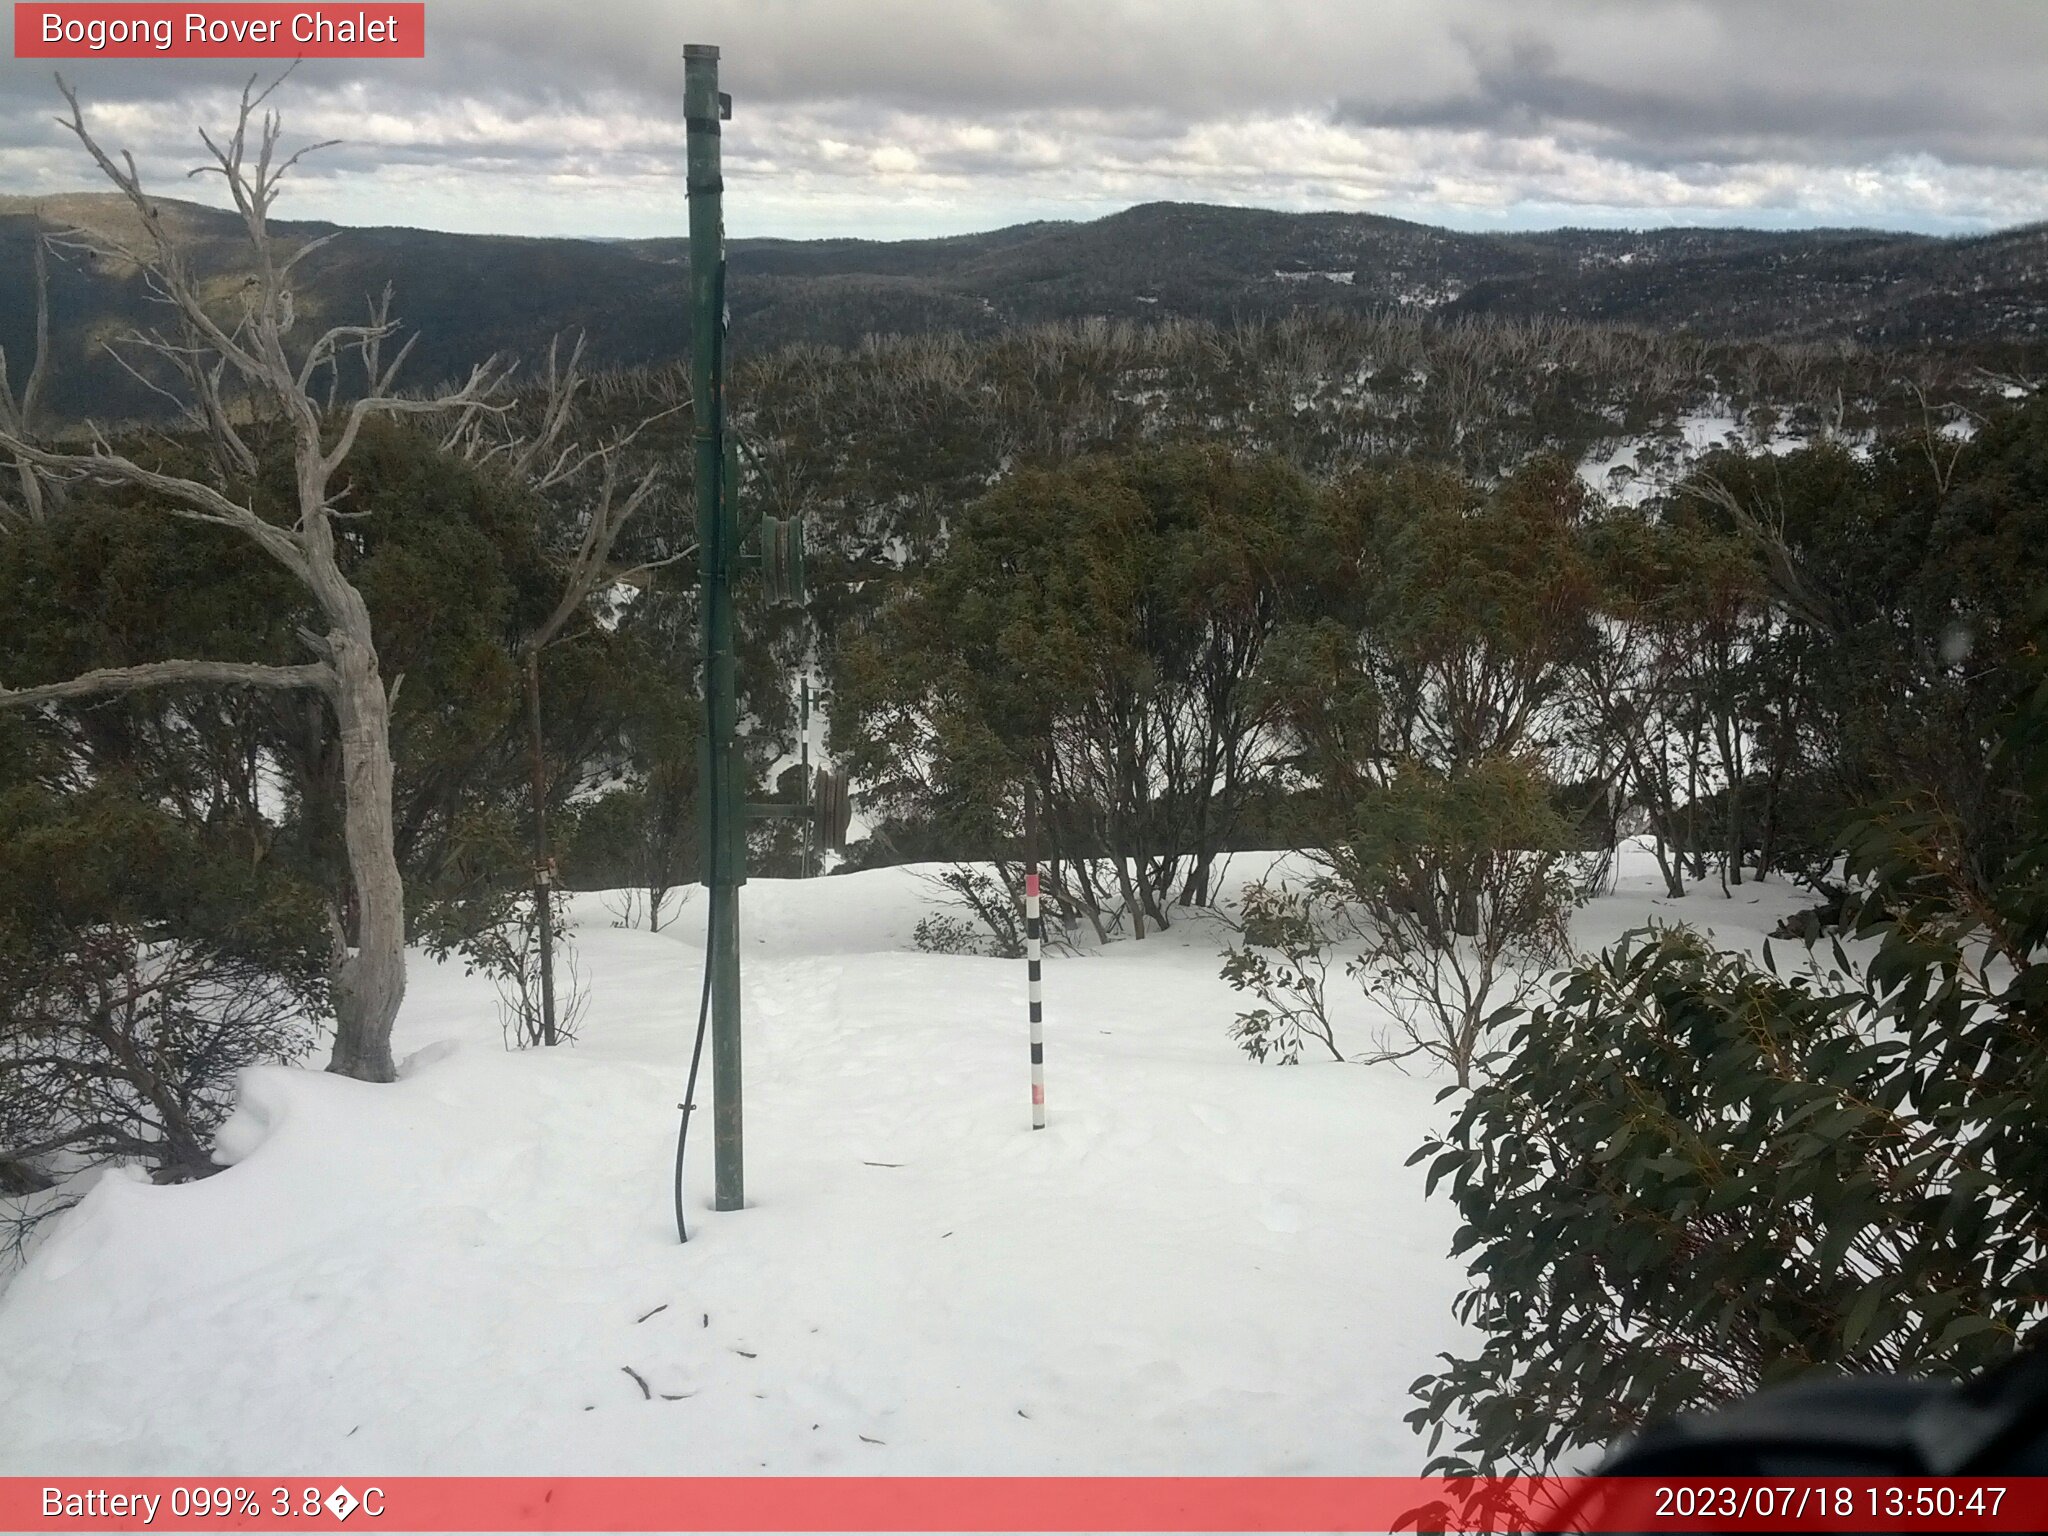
<box><xmin>1407</xmin><ymin>656</ymin><xmax>2048</xmax><ymax>1473</ymax></box>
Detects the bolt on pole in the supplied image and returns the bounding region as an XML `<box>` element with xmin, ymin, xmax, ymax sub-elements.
<box><xmin>685</xmin><ymin>41</ymin><xmax>744</xmax><ymax>1214</ymax></box>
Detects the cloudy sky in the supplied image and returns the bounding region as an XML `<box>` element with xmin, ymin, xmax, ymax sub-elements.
<box><xmin>4</xmin><ymin>0</ymin><xmax>2046</xmax><ymax>240</ymax></box>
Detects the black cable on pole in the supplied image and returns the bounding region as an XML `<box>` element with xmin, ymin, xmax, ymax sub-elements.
<box><xmin>674</xmin><ymin>891</ymin><xmax>717</xmax><ymax>1243</ymax></box>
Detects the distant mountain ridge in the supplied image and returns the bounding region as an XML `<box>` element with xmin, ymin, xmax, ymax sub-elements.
<box><xmin>4</xmin><ymin>194</ymin><xmax>2044</xmax><ymax>423</ymax></box>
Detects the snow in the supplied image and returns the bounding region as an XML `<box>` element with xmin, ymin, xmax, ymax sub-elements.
<box><xmin>0</xmin><ymin>845</ymin><xmax>1808</xmax><ymax>1476</ymax></box>
<box><xmin>1392</xmin><ymin>284</ymin><xmax>1462</xmax><ymax>308</ymax></box>
<box><xmin>592</xmin><ymin>579</ymin><xmax>642</xmax><ymax>632</ymax></box>
<box><xmin>1577</xmin><ymin>408</ymin><xmax>1819</xmax><ymax>507</ymax></box>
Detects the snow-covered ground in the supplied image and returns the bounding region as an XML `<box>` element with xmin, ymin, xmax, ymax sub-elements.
<box><xmin>0</xmin><ymin>845</ymin><xmax>1807</xmax><ymax>1477</ymax></box>
<box><xmin>1576</xmin><ymin>407</ymin><xmax>1827</xmax><ymax>507</ymax></box>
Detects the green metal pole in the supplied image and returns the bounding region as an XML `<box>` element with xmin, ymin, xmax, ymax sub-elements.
<box><xmin>800</xmin><ymin>677</ymin><xmax>813</xmax><ymax>879</ymax></box>
<box><xmin>686</xmin><ymin>42</ymin><xmax>744</xmax><ymax>1213</ymax></box>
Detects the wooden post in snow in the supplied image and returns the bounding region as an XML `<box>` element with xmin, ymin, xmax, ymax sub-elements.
<box><xmin>1025</xmin><ymin>780</ymin><xmax>1046</xmax><ymax>1129</ymax></box>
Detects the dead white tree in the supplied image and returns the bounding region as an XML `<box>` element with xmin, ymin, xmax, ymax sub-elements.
<box><xmin>0</xmin><ymin>213</ymin><xmax>53</xmax><ymax>527</ymax></box>
<box><xmin>0</xmin><ymin>75</ymin><xmax>511</xmax><ymax>1083</ymax></box>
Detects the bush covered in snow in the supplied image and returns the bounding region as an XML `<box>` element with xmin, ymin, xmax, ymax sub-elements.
<box><xmin>0</xmin><ymin>784</ymin><xmax>329</xmax><ymax>1228</ymax></box>
<box><xmin>2</xmin><ymin>929</ymin><xmax>324</xmax><ymax>1187</ymax></box>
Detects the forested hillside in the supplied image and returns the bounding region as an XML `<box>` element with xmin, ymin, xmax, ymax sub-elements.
<box><xmin>6</xmin><ymin>193</ymin><xmax>2046</xmax><ymax>423</ymax></box>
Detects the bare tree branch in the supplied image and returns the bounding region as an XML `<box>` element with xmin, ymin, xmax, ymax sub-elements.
<box><xmin>16</xmin><ymin>220</ymin><xmax>50</xmax><ymax>424</ymax></box>
<box><xmin>0</xmin><ymin>214</ymin><xmax>54</xmax><ymax>525</ymax></box>
<box><xmin>322</xmin><ymin>354</ymin><xmax>512</xmax><ymax>477</ymax></box>
<box><xmin>527</xmin><ymin>452</ymin><xmax>667</xmax><ymax>653</ymax></box>
<box><xmin>1683</xmin><ymin>474</ymin><xmax>1842</xmax><ymax>637</ymax></box>
<box><xmin>101</xmin><ymin>337</ymin><xmax>201</xmax><ymax>413</ymax></box>
<box><xmin>510</xmin><ymin>331</ymin><xmax>589</xmax><ymax>484</ymax></box>
<box><xmin>296</xmin><ymin>315</ymin><xmax>399</xmax><ymax>395</ymax></box>
<box><xmin>52</xmin><ymin>75</ymin><xmax>273</xmax><ymax>388</ymax></box>
<box><xmin>0</xmin><ymin>430</ymin><xmax>310</xmax><ymax>579</ymax></box>
<box><xmin>14</xmin><ymin>74</ymin><xmax>502</xmax><ymax>1082</ymax></box>
<box><xmin>0</xmin><ymin>659</ymin><xmax>333</xmax><ymax>709</ymax></box>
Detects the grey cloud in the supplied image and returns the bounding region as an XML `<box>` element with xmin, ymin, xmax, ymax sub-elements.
<box><xmin>1</xmin><ymin>1</ymin><xmax>2044</xmax><ymax>237</ymax></box>
<box><xmin>1342</xmin><ymin>2</ymin><xmax>2048</xmax><ymax>172</ymax></box>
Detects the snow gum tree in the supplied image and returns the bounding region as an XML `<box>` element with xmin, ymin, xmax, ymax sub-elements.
<box><xmin>1572</xmin><ymin>507</ymin><xmax>1749</xmax><ymax>898</ymax></box>
<box><xmin>1407</xmin><ymin>657</ymin><xmax>2048</xmax><ymax>1473</ymax></box>
<box><xmin>1230</xmin><ymin>457</ymin><xmax>1602</xmax><ymax>1081</ymax></box>
<box><xmin>0</xmin><ymin>78</ymin><xmax>509</xmax><ymax>1082</ymax></box>
<box><xmin>1679</xmin><ymin>414</ymin><xmax>2048</xmax><ymax>899</ymax></box>
<box><xmin>0</xmin><ymin>214</ymin><xmax>56</xmax><ymax>528</ymax></box>
<box><xmin>1404</xmin><ymin>418</ymin><xmax>2048</xmax><ymax>1476</ymax></box>
<box><xmin>835</xmin><ymin>445</ymin><xmax>1317</xmax><ymax>942</ymax></box>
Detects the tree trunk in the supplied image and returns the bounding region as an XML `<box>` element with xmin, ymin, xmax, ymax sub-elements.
<box><xmin>1756</xmin><ymin>754</ymin><xmax>1785</xmax><ymax>880</ymax></box>
<box><xmin>1180</xmin><ymin>737</ymin><xmax>1217</xmax><ymax>908</ymax></box>
<box><xmin>1650</xmin><ymin>830</ymin><xmax>1686</xmax><ymax>899</ymax></box>
<box><xmin>1755</xmin><ymin>694</ymin><xmax>1795</xmax><ymax>881</ymax></box>
<box><xmin>1112</xmin><ymin>850</ymin><xmax>1146</xmax><ymax>940</ymax></box>
<box><xmin>1454</xmin><ymin>866</ymin><xmax>1481</xmax><ymax>939</ymax></box>
<box><xmin>0</xmin><ymin>78</ymin><xmax>517</xmax><ymax>1089</ymax></box>
<box><xmin>525</xmin><ymin>650</ymin><xmax>558</xmax><ymax>1046</ymax></box>
<box><xmin>324</xmin><ymin>623</ymin><xmax>405</xmax><ymax>1083</ymax></box>
<box><xmin>1045</xmin><ymin>792</ymin><xmax>1105</xmax><ymax>944</ymax></box>
<box><xmin>1717</xmin><ymin>713</ymin><xmax>1745</xmax><ymax>890</ymax></box>
<box><xmin>1455</xmin><ymin>892</ymin><xmax>1480</xmax><ymax>939</ymax></box>
<box><xmin>1140</xmin><ymin>852</ymin><xmax>1171</xmax><ymax>932</ymax></box>
<box><xmin>1724</xmin><ymin>788</ymin><xmax>1744</xmax><ymax>892</ymax></box>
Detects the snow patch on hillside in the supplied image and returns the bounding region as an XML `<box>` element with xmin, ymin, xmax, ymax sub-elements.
<box><xmin>1578</xmin><ymin>408</ymin><xmax>1822</xmax><ymax>506</ymax></box>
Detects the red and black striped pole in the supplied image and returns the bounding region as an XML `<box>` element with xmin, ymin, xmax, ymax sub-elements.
<box><xmin>1024</xmin><ymin>779</ymin><xmax>1045</xmax><ymax>1129</ymax></box>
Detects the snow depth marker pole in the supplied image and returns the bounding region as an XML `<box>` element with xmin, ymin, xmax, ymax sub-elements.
<box><xmin>1025</xmin><ymin>780</ymin><xmax>1046</xmax><ymax>1129</ymax></box>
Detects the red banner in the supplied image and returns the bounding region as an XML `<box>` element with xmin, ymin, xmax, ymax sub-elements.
<box><xmin>13</xmin><ymin>4</ymin><xmax>424</xmax><ymax>58</ymax></box>
<box><xmin>2</xmin><ymin>1476</ymin><xmax>2045</xmax><ymax>1532</ymax></box>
